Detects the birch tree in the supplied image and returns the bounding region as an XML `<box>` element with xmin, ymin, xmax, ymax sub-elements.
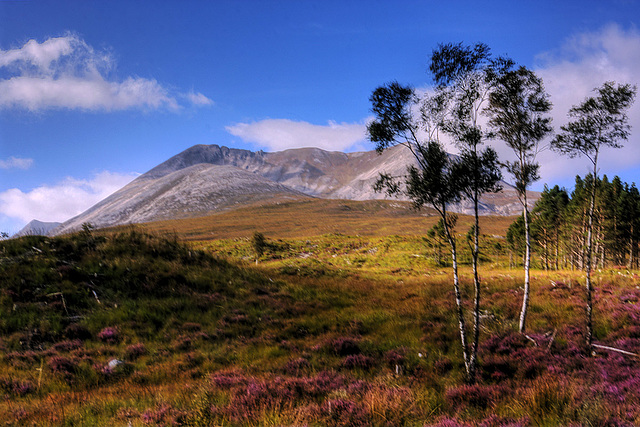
<box><xmin>486</xmin><ymin>64</ymin><xmax>553</xmax><ymax>334</ymax></box>
<box><xmin>551</xmin><ymin>81</ymin><xmax>636</xmax><ymax>350</ymax></box>
<box><xmin>430</xmin><ymin>43</ymin><xmax>502</xmax><ymax>377</ymax></box>
<box><xmin>368</xmin><ymin>43</ymin><xmax>502</xmax><ymax>383</ymax></box>
<box><xmin>368</xmin><ymin>81</ymin><xmax>478</xmax><ymax>381</ymax></box>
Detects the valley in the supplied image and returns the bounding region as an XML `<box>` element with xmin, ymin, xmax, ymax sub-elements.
<box><xmin>2</xmin><ymin>206</ymin><xmax>639</xmax><ymax>426</ymax></box>
<box><xmin>3</xmin><ymin>3</ymin><xmax>639</xmax><ymax>427</ymax></box>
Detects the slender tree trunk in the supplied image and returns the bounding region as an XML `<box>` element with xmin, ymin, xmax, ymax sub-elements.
<box><xmin>543</xmin><ymin>231</ymin><xmax>549</xmax><ymax>271</ymax></box>
<box><xmin>580</xmin><ymin>208</ymin><xmax>589</xmax><ymax>270</ymax></box>
<box><xmin>613</xmin><ymin>212</ymin><xmax>619</xmax><ymax>265</ymax></box>
<box><xmin>596</xmin><ymin>213</ymin><xmax>605</xmax><ymax>269</ymax></box>
<box><xmin>443</xmin><ymin>208</ymin><xmax>471</xmax><ymax>381</ymax></box>
<box><xmin>469</xmin><ymin>191</ymin><xmax>481</xmax><ymax>383</ymax></box>
<box><xmin>593</xmin><ymin>216</ymin><xmax>600</xmax><ymax>268</ymax></box>
<box><xmin>555</xmin><ymin>228</ymin><xmax>560</xmax><ymax>271</ymax></box>
<box><xmin>571</xmin><ymin>236</ymin><xmax>577</xmax><ymax>271</ymax></box>
<box><xmin>628</xmin><ymin>228</ymin><xmax>634</xmax><ymax>269</ymax></box>
<box><xmin>585</xmin><ymin>160</ymin><xmax>598</xmax><ymax>351</ymax></box>
<box><xmin>580</xmin><ymin>207</ymin><xmax>588</xmax><ymax>270</ymax></box>
<box><xmin>519</xmin><ymin>189</ymin><xmax>532</xmax><ymax>334</ymax></box>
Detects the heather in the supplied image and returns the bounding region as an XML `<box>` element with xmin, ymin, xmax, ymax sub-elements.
<box><xmin>1</xmin><ymin>227</ymin><xmax>640</xmax><ymax>425</ymax></box>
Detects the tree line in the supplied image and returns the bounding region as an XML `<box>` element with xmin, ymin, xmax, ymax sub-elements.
<box><xmin>510</xmin><ymin>175</ymin><xmax>640</xmax><ymax>271</ymax></box>
<box><xmin>367</xmin><ymin>41</ymin><xmax>636</xmax><ymax>383</ymax></box>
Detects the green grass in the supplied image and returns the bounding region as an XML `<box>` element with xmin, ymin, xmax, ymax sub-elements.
<box><xmin>1</xmin><ymin>226</ymin><xmax>640</xmax><ymax>426</ymax></box>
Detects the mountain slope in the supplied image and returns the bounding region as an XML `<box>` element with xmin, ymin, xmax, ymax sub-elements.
<box><xmin>13</xmin><ymin>220</ymin><xmax>61</xmax><ymax>237</ymax></box>
<box><xmin>143</xmin><ymin>143</ymin><xmax>414</xmax><ymax>200</ymax></box>
<box><xmin>51</xmin><ymin>144</ymin><xmax>537</xmax><ymax>235</ymax></box>
<box><xmin>52</xmin><ymin>164</ymin><xmax>309</xmax><ymax>235</ymax></box>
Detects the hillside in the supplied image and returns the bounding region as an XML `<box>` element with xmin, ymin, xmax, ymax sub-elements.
<box><xmin>52</xmin><ymin>163</ymin><xmax>310</xmax><ymax>235</ymax></box>
<box><xmin>137</xmin><ymin>198</ymin><xmax>517</xmax><ymax>241</ymax></box>
<box><xmin>51</xmin><ymin>144</ymin><xmax>537</xmax><ymax>235</ymax></box>
<box><xmin>2</xmin><ymin>228</ymin><xmax>639</xmax><ymax>426</ymax></box>
<box><xmin>13</xmin><ymin>220</ymin><xmax>61</xmax><ymax>237</ymax></box>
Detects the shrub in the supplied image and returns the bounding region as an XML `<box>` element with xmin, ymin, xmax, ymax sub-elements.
<box><xmin>172</xmin><ymin>335</ymin><xmax>192</xmax><ymax>351</ymax></box>
<box><xmin>479</xmin><ymin>414</ymin><xmax>530</xmax><ymax>427</ymax></box>
<box><xmin>283</xmin><ymin>357</ymin><xmax>310</xmax><ymax>375</ymax></box>
<box><xmin>384</xmin><ymin>348</ymin><xmax>406</xmax><ymax>367</ymax></box>
<box><xmin>480</xmin><ymin>332</ymin><xmax>550</xmax><ymax>381</ymax></box>
<box><xmin>97</xmin><ymin>327</ymin><xmax>120</xmax><ymax>344</ymax></box>
<box><xmin>434</xmin><ymin>357</ymin><xmax>453</xmax><ymax>374</ymax></box>
<box><xmin>124</xmin><ymin>343</ymin><xmax>147</xmax><ymax>360</ymax></box>
<box><xmin>445</xmin><ymin>384</ymin><xmax>505</xmax><ymax>410</ymax></box>
<box><xmin>330</xmin><ymin>337</ymin><xmax>361</xmax><ymax>356</ymax></box>
<box><xmin>427</xmin><ymin>417</ymin><xmax>472</xmax><ymax>427</ymax></box>
<box><xmin>181</xmin><ymin>322</ymin><xmax>202</xmax><ymax>331</ymax></box>
<box><xmin>141</xmin><ymin>404</ymin><xmax>187</xmax><ymax>426</ymax></box>
<box><xmin>0</xmin><ymin>378</ymin><xmax>35</xmax><ymax>396</ymax></box>
<box><xmin>64</xmin><ymin>323</ymin><xmax>92</xmax><ymax>340</ymax></box>
<box><xmin>52</xmin><ymin>339</ymin><xmax>83</xmax><ymax>352</ymax></box>
<box><xmin>480</xmin><ymin>332</ymin><xmax>529</xmax><ymax>356</ymax></box>
<box><xmin>322</xmin><ymin>398</ymin><xmax>369</xmax><ymax>426</ymax></box>
<box><xmin>48</xmin><ymin>356</ymin><xmax>77</xmax><ymax>377</ymax></box>
<box><xmin>210</xmin><ymin>370</ymin><xmax>249</xmax><ymax>389</ymax></box>
<box><xmin>341</xmin><ymin>354</ymin><xmax>375</xmax><ymax>371</ymax></box>
<box><xmin>252</xmin><ymin>231</ymin><xmax>267</xmax><ymax>258</ymax></box>
<box><xmin>481</xmin><ymin>355</ymin><xmax>517</xmax><ymax>381</ymax></box>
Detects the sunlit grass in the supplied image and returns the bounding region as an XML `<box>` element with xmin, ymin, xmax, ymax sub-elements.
<box><xmin>1</xmin><ymin>223</ymin><xmax>639</xmax><ymax>425</ymax></box>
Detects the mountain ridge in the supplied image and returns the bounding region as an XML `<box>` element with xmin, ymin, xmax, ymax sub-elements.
<box><xmin>50</xmin><ymin>144</ymin><xmax>537</xmax><ymax>235</ymax></box>
<box><xmin>14</xmin><ymin>220</ymin><xmax>62</xmax><ymax>237</ymax></box>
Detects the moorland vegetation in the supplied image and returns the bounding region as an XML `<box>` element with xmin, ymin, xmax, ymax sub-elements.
<box><xmin>1</xmin><ymin>41</ymin><xmax>639</xmax><ymax>426</ymax></box>
<box><xmin>365</xmin><ymin>39</ymin><xmax>637</xmax><ymax>400</ymax></box>
<box><xmin>1</xmin><ymin>215</ymin><xmax>640</xmax><ymax>425</ymax></box>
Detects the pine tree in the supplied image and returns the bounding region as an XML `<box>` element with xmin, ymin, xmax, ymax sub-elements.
<box><xmin>532</xmin><ymin>185</ymin><xmax>569</xmax><ymax>270</ymax></box>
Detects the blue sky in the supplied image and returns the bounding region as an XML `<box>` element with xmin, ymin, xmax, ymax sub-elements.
<box><xmin>1</xmin><ymin>0</ymin><xmax>639</xmax><ymax>233</ymax></box>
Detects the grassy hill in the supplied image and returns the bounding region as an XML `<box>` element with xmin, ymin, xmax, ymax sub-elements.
<box><xmin>136</xmin><ymin>198</ymin><xmax>516</xmax><ymax>240</ymax></box>
<box><xmin>1</xmin><ymin>209</ymin><xmax>640</xmax><ymax>426</ymax></box>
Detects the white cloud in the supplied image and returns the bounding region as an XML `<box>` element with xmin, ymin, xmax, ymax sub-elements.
<box><xmin>0</xmin><ymin>34</ymin><xmax>211</xmax><ymax>111</ymax></box>
<box><xmin>0</xmin><ymin>75</ymin><xmax>179</xmax><ymax>111</ymax></box>
<box><xmin>185</xmin><ymin>91</ymin><xmax>214</xmax><ymax>106</ymax></box>
<box><xmin>532</xmin><ymin>24</ymin><xmax>640</xmax><ymax>187</ymax></box>
<box><xmin>418</xmin><ymin>26</ymin><xmax>640</xmax><ymax>190</ymax></box>
<box><xmin>0</xmin><ymin>171</ymin><xmax>138</xmax><ymax>223</ymax></box>
<box><xmin>0</xmin><ymin>36</ymin><xmax>75</xmax><ymax>70</ymax></box>
<box><xmin>226</xmin><ymin>118</ymin><xmax>368</xmax><ymax>152</ymax></box>
<box><xmin>0</xmin><ymin>156</ymin><xmax>33</xmax><ymax>170</ymax></box>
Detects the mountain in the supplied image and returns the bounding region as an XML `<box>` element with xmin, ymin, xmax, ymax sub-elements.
<box><xmin>14</xmin><ymin>220</ymin><xmax>62</xmax><ymax>237</ymax></box>
<box><xmin>51</xmin><ymin>163</ymin><xmax>309</xmax><ymax>235</ymax></box>
<box><xmin>51</xmin><ymin>144</ymin><xmax>537</xmax><ymax>235</ymax></box>
<box><xmin>142</xmin><ymin>144</ymin><xmax>414</xmax><ymax>200</ymax></box>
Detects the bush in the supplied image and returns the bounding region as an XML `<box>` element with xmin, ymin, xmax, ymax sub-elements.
<box><xmin>48</xmin><ymin>356</ymin><xmax>78</xmax><ymax>380</ymax></box>
<box><xmin>52</xmin><ymin>339</ymin><xmax>83</xmax><ymax>352</ymax></box>
<box><xmin>97</xmin><ymin>327</ymin><xmax>120</xmax><ymax>344</ymax></box>
<box><xmin>124</xmin><ymin>343</ymin><xmax>147</xmax><ymax>360</ymax></box>
<box><xmin>322</xmin><ymin>398</ymin><xmax>369</xmax><ymax>426</ymax></box>
<box><xmin>282</xmin><ymin>357</ymin><xmax>310</xmax><ymax>375</ymax></box>
<box><xmin>0</xmin><ymin>377</ymin><xmax>35</xmax><ymax>396</ymax></box>
<box><xmin>445</xmin><ymin>384</ymin><xmax>506</xmax><ymax>410</ymax></box>
<box><xmin>330</xmin><ymin>337</ymin><xmax>361</xmax><ymax>356</ymax></box>
<box><xmin>341</xmin><ymin>354</ymin><xmax>375</xmax><ymax>371</ymax></box>
<box><xmin>64</xmin><ymin>323</ymin><xmax>92</xmax><ymax>341</ymax></box>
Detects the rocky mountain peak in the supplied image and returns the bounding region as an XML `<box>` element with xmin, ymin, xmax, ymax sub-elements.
<box><xmin>50</xmin><ymin>144</ymin><xmax>536</xmax><ymax>235</ymax></box>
